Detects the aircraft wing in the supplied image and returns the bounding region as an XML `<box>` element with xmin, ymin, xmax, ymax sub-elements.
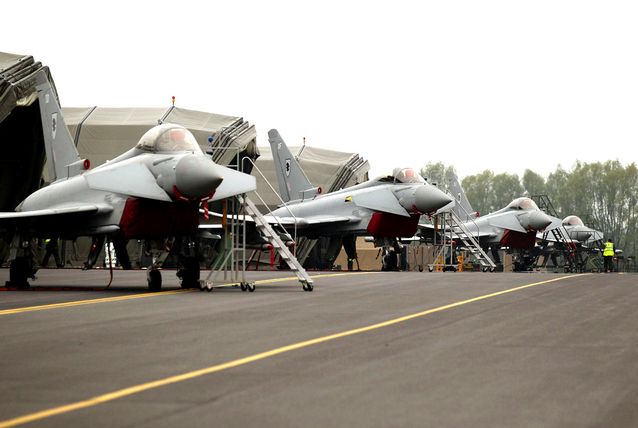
<box><xmin>487</xmin><ymin>212</ymin><xmax>527</xmax><ymax>233</ymax></box>
<box><xmin>417</xmin><ymin>222</ymin><xmax>498</xmax><ymax>244</ymax></box>
<box><xmin>204</xmin><ymin>210</ymin><xmax>351</xmax><ymax>227</ymax></box>
<box><xmin>351</xmin><ymin>187</ymin><xmax>410</xmax><ymax>217</ymax></box>
<box><xmin>263</xmin><ymin>215</ymin><xmax>352</xmax><ymax>227</ymax></box>
<box><xmin>85</xmin><ymin>162</ymin><xmax>172</xmax><ymax>202</ymax></box>
<box><xmin>0</xmin><ymin>204</ymin><xmax>108</xmax><ymax>220</ymax></box>
<box><xmin>0</xmin><ymin>203</ymin><xmax>112</xmax><ymax>233</ymax></box>
<box><xmin>544</xmin><ymin>215</ymin><xmax>563</xmax><ymax>231</ymax></box>
<box><xmin>209</xmin><ymin>165</ymin><xmax>257</xmax><ymax>202</ymax></box>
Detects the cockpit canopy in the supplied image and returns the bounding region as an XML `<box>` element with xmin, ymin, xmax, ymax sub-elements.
<box><xmin>506</xmin><ymin>197</ymin><xmax>539</xmax><ymax>211</ymax></box>
<box><xmin>136</xmin><ymin>124</ymin><xmax>202</xmax><ymax>153</ymax></box>
<box><xmin>376</xmin><ymin>168</ymin><xmax>425</xmax><ymax>184</ymax></box>
<box><xmin>562</xmin><ymin>215</ymin><xmax>584</xmax><ymax>226</ymax></box>
<box><xmin>393</xmin><ymin>168</ymin><xmax>425</xmax><ymax>184</ymax></box>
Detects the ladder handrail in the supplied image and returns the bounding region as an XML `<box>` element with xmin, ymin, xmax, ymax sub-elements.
<box><xmin>449</xmin><ymin>211</ymin><xmax>496</xmax><ymax>269</ymax></box>
<box><xmin>240</xmin><ymin>156</ymin><xmax>298</xmax><ymax>254</ymax></box>
<box><xmin>240</xmin><ymin>195</ymin><xmax>313</xmax><ymax>287</ymax></box>
<box><xmin>445</xmin><ymin>189</ymin><xmax>481</xmax><ymax>240</ymax></box>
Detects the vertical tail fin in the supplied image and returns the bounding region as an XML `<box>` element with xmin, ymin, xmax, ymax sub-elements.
<box><xmin>268</xmin><ymin>129</ymin><xmax>320</xmax><ymax>202</ymax></box>
<box><xmin>35</xmin><ymin>73</ymin><xmax>81</xmax><ymax>182</ymax></box>
<box><xmin>445</xmin><ymin>170</ymin><xmax>476</xmax><ymax>221</ymax></box>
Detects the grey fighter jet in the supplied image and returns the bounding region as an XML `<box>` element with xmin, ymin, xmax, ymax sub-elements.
<box><xmin>1</xmin><ymin>75</ymin><xmax>255</xmax><ymax>290</ymax></box>
<box><xmin>451</xmin><ymin>197</ymin><xmax>554</xmax><ymax>249</ymax></box>
<box><xmin>543</xmin><ymin>215</ymin><xmax>603</xmax><ymax>244</ymax></box>
<box><xmin>265</xmin><ymin>130</ymin><xmax>453</xmax><ymax>246</ymax></box>
<box><xmin>424</xmin><ymin>171</ymin><xmax>554</xmax><ymax>264</ymax></box>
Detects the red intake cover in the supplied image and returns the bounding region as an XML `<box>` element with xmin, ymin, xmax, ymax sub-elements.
<box><xmin>500</xmin><ymin>229</ymin><xmax>537</xmax><ymax>249</ymax></box>
<box><xmin>367</xmin><ymin>212</ymin><xmax>420</xmax><ymax>238</ymax></box>
<box><xmin>119</xmin><ymin>198</ymin><xmax>199</xmax><ymax>239</ymax></box>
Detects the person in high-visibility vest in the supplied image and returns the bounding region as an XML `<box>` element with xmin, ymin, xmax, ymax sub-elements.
<box><xmin>41</xmin><ymin>238</ymin><xmax>63</xmax><ymax>268</ymax></box>
<box><xmin>603</xmin><ymin>239</ymin><xmax>615</xmax><ymax>272</ymax></box>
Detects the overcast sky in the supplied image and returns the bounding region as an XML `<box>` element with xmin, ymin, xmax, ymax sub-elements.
<box><xmin>3</xmin><ymin>0</ymin><xmax>637</xmax><ymax>179</ymax></box>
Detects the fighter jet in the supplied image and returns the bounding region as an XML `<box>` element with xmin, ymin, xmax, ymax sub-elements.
<box><xmin>543</xmin><ymin>215</ymin><xmax>604</xmax><ymax>244</ymax></box>
<box><xmin>452</xmin><ymin>197</ymin><xmax>554</xmax><ymax>249</ymax></box>
<box><xmin>423</xmin><ymin>171</ymin><xmax>554</xmax><ymax>264</ymax></box>
<box><xmin>264</xmin><ymin>129</ymin><xmax>453</xmax><ymax>247</ymax></box>
<box><xmin>0</xmin><ymin>74</ymin><xmax>256</xmax><ymax>290</ymax></box>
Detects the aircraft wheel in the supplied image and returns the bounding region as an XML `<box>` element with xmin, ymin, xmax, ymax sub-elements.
<box><xmin>147</xmin><ymin>269</ymin><xmax>162</xmax><ymax>292</ymax></box>
<box><xmin>9</xmin><ymin>257</ymin><xmax>31</xmax><ymax>289</ymax></box>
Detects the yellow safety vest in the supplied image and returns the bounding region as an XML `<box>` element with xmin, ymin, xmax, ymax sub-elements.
<box><xmin>603</xmin><ymin>242</ymin><xmax>614</xmax><ymax>256</ymax></box>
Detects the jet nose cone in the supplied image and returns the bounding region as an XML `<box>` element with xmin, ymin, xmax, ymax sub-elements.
<box><xmin>414</xmin><ymin>185</ymin><xmax>454</xmax><ymax>213</ymax></box>
<box><xmin>569</xmin><ymin>225</ymin><xmax>592</xmax><ymax>242</ymax></box>
<box><xmin>527</xmin><ymin>211</ymin><xmax>552</xmax><ymax>231</ymax></box>
<box><xmin>175</xmin><ymin>155</ymin><xmax>224</xmax><ymax>200</ymax></box>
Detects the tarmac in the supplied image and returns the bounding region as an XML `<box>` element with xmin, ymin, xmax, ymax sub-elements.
<box><xmin>0</xmin><ymin>268</ymin><xmax>637</xmax><ymax>427</ymax></box>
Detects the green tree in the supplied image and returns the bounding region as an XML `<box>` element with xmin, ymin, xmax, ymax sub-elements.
<box><xmin>461</xmin><ymin>170</ymin><xmax>494</xmax><ymax>215</ymax></box>
<box><xmin>420</xmin><ymin>162</ymin><xmax>456</xmax><ymax>188</ymax></box>
<box><xmin>522</xmin><ymin>169</ymin><xmax>546</xmax><ymax>196</ymax></box>
<box><xmin>492</xmin><ymin>173</ymin><xmax>523</xmax><ymax>209</ymax></box>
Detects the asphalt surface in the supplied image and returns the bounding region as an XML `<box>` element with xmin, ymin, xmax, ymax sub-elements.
<box><xmin>0</xmin><ymin>268</ymin><xmax>637</xmax><ymax>427</ymax></box>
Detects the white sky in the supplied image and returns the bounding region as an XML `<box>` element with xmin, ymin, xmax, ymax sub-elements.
<box><xmin>3</xmin><ymin>0</ymin><xmax>637</xmax><ymax>179</ymax></box>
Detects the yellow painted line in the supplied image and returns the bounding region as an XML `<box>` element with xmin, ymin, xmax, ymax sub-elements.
<box><xmin>0</xmin><ymin>289</ymin><xmax>194</xmax><ymax>316</ymax></box>
<box><xmin>0</xmin><ymin>271</ymin><xmax>376</xmax><ymax>316</ymax></box>
<box><xmin>215</xmin><ymin>271</ymin><xmax>381</xmax><ymax>287</ymax></box>
<box><xmin>0</xmin><ymin>274</ymin><xmax>584</xmax><ymax>427</ymax></box>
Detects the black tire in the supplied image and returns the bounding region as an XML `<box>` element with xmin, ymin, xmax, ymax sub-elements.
<box><xmin>147</xmin><ymin>269</ymin><xmax>162</xmax><ymax>292</ymax></box>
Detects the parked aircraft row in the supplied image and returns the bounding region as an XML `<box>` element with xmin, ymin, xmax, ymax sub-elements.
<box><xmin>0</xmin><ymin>76</ymin><xmax>455</xmax><ymax>290</ymax></box>
<box><xmin>0</xmin><ymin>72</ymin><xmax>605</xmax><ymax>288</ymax></box>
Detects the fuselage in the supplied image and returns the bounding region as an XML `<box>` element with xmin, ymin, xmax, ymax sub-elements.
<box><xmin>270</xmin><ymin>177</ymin><xmax>452</xmax><ymax>238</ymax></box>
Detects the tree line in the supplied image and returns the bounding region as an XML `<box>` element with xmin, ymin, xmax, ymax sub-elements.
<box><xmin>420</xmin><ymin>160</ymin><xmax>638</xmax><ymax>257</ymax></box>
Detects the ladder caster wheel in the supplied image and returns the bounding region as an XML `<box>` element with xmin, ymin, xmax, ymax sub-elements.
<box><xmin>428</xmin><ymin>266</ymin><xmax>434</xmax><ymax>272</ymax></box>
<box><xmin>489</xmin><ymin>267</ymin><xmax>495</xmax><ymax>272</ymax></box>
<box><xmin>240</xmin><ymin>282</ymin><xmax>247</xmax><ymax>292</ymax></box>
<box><xmin>302</xmin><ymin>282</ymin><xmax>313</xmax><ymax>292</ymax></box>
<box><xmin>247</xmin><ymin>282</ymin><xmax>256</xmax><ymax>292</ymax></box>
<box><xmin>482</xmin><ymin>267</ymin><xmax>488</xmax><ymax>272</ymax></box>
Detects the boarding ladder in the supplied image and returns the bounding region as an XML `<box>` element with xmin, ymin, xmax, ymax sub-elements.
<box><xmin>238</xmin><ymin>195</ymin><xmax>314</xmax><ymax>291</ymax></box>
<box><xmin>540</xmin><ymin>226</ymin><xmax>578</xmax><ymax>271</ymax></box>
<box><xmin>532</xmin><ymin>195</ymin><xmax>578</xmax><ymax>271</ymax></box>
<box><xmin>448</xmin><ymin>211</ymin><xmax>497</xmax><ymax>271</ymax></box>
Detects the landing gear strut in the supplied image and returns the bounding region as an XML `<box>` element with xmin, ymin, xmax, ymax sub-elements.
<box><xmin>177</xmin><ymin>256</ymin><xmax>200</xmax><ymax>289</ymax></box>
<box><xmin>8</xmin><ymin>256</ymin><xmax>36</xmax><ymax>289</ymax></box>
<box><xmin>147</xmin><ymin>268</ymin><xmax>162</xmax><ymax>292</ymax></box>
